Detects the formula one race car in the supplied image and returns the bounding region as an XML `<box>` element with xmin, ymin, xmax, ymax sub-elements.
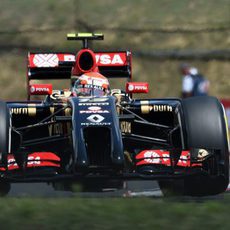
<box><xmin>0</xmin><ymin>33</ymin><xmax>229</xmax><ymax>196</ymax></box>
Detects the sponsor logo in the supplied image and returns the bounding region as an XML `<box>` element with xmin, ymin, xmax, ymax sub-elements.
<box><xmin>78</xmin><ymin>98</ymin><xmax>109</xmax><ymax>104</ymax></box>
<box><xmin>79</xmin><ymin>102</ymin><xmax>109</xmax><ymax>106</ymax></box>
<box><xmin>33</xmin><ymin>54</ymin><xmax>59</xmax><ymax>67</ymax></box>
<box><xmin>30</xmin><ymin>86</ymin><xmax>50</xmax><ymax>93</ymax></box>
<box><xmin>128</xmin><ymin>84</ymin><xmax>134</xmax><ymax>91</ymax></box>
<box><xmin>78</xmin><ymin>98</ymin><xmax>90</xmax><ymax>102</ymax></box>
<box><xmin>95</xmin><ymin>54</ymin><xmax>124</xmax><ymax>65</ymax></box>
<box><xmin>152</xmin><ymin>105</ymin><xmax>173</xmax><ymax>112</ymax></box>
<box><xmin>11</xmin><ymin>107</ymin><xmax>37</xmax><ymax>116</ymax></box>
<box><xmin>11</xmin><ymin>108</ymin><xmax>28</xmax><ymax>115</ymax></box>
<box><xmin>80</xmin><ymin>107</ymin><xmax>109</xmax><ymax>114</ymax></box>
<box><xmin>126</xmin><ymin>82</ymin><xmax>149</xmax><ymax>93</ymax></box>
<box><xmin>143</xmin><ymin>151</ymin><xmax>161</xmax><ymax>164</ymax></box>
<box><xmin>2</xmin><ymin>152</ymin><xmax>61</xmax><ymax>171</ymax></box>
<box><xmin>135</xmin><ymin>150</ymin><xmax>201</xmax><ymax>167</ymax></box>
<box><xmin>30</xmin><ymin>86</ymin><xmax>35</xmax><ymax>93</ymax></box>
<box><xmin>8</xmin><ymin>156</ymin><xmax>41</xmax><ymax>166</ymax></box>
<box><xmin>128</xmin><ymin>85</ymin><xmax>148</xmax><ymax>91</ymax></box>
<box><xmin>27</xmin><ymin>156</ymin><xmax>41</xmax><ymax>165</ymax></box>
<box><xmin>80</xmin><ymin>110</ymin><xmax>109</xmax><ymax>114</ymax></box>
<box><xmin>64</xmin><ymin>55</ymin><xmax>75</xmax><ymax>62</ymax></box>
<box><xmin>93</xmin><ymin>98</ymin><xmax>109</xmax><ymax>102</ymax></box>
<box><xmin>30</xmin><ymin>84</ymin><xmax>52</xmax><ymax>95</ymax></box>
<box><xmin>87</xmin><ymin>114</ymin><xmax>105</xmax><ymax>123</ymax></box>
<box><xmin>81</xmin><ymin>122</ymin><xmax>111</xmax><ymax>126</ymax></box>
<box><xmin>120</xmin><ymin>121</ymin><xmax>131</xmax><ymax>133</ymax></box>
<box><xmin>140</xmin><ymin>102</ymin><xmax>173</xmax><ymax>114</ymax></box>
<box><xmin>88</xmin><ymin>106</ymin><xmax>101</xmax><ymax>111</ymax></box>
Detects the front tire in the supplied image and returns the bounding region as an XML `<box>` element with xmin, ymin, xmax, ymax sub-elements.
<box><xmin>0</xmin><ymin>182</ymin><xmax>11</xmax><ymax>196</ymax></box>
<box><xmin>182</xmin><ymin>96</ymin><xmax>229</xmax><ymax>196</ymax></box>
<box><xmin>0</xmin><ymin>101</ymin><xmax>10</xmax><ymax>167</ymax></box>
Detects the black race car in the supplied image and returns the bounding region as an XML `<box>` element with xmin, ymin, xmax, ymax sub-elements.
<box><xmin>0</xmin><ymin>33</ymin><xmax>229</xmax><ymax>196</ymax></box>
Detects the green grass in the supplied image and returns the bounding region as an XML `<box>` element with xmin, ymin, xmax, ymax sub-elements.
<box><xmin>0</xmin><ymin>196</ymin><xmax>230</xmax><ymax>230</ymax></box>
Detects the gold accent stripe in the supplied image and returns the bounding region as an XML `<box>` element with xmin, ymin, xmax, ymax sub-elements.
<box><xmin>65</xmin><ymin>108</ymin><xmax>71</xmax><ymax>116</ymax></box>
<box><xmin>140</xmin><ymin>100</ymin><xmax>150</xmax><ymax>114</ymax></box>
<box><xmin>67</xmin><ymin>33</ymin><xmax>76</xmax><ymax>38</ymax></box>
<box><xmin>28</xmin><ymin>104</ymin><xmax>36</xmax><ymax>116</ymax></box>
<box><xmin>50</xmin><ymin>107</ymin><xmax>55</xmax><ymax>114</ymax></box>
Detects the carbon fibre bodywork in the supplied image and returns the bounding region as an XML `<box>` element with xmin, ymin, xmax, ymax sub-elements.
<box><xmin>1</xmin><ymin>95</ymin><xmax>193</xmax><ymax>179</ymax></box>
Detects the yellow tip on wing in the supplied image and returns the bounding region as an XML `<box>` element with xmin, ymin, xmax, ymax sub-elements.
<box><xmin>67</xmin><ymin>32</ymin><xmax>104</xmax><ymax>39</ymax></box>
<box><xmin>94</xmin><ymin>33</ymin><xmax>103</xmax><ymax>36</ymax></box>
<box><xmin>77</xmin><ymin>33</ymin><xmax>93</xmax><ymax>37</ymax></box>
<box><xmin>67</xmin><ymin>33</ymin><xmax>76</xmax><ymax>38</ymax></box>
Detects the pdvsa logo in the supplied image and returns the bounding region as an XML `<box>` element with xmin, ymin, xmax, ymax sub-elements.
<box><xmin>30</xmin><ymin>86</ymin><xmax>36</xmax><ymax>93</ymax></box>
<box><xmin>88</xmin><ymin>106</ymin><xmax>101</xmax><ymax>111</ymax></box>
<box><xmin>126</xmin><ymin>82</ymin><xmax>149</xmax><ymax>93</ymax></box>
<box><xmin>30</xmin><ymin>86</ymin><xmax>49</xmax><ymax>93</ymax></box>
<box><xmin>30</xmin><ymin>84</ymin><xmax>52</xmax><ymax>95</ymax></box>
<box><xmin>95</xmin><ymin>54</ymin><xmax>124</xmax><ymax>65</ymax></box>
<box><xmin>128</xmin><ymin>85</ymin><xmax>148</xmax><ymax>91</ymax></box>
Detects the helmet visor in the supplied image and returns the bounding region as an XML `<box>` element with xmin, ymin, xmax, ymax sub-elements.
<box><xmin>74</xmin><ymin>84</ymin><xmax>106</xmax><ymax>97</ymax></box>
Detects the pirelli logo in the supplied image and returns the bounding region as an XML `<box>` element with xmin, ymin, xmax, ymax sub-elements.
<box><xmin>140</xmin><ymin>101</ymin><xmax>173</xmax><ymax>114</ymax></box>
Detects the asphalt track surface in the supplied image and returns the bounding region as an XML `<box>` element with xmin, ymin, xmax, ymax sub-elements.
<box><xmin>8</xmin><ymin>181</ymin><xmax>162</xmax><ymax>197</ymax></box>
<box><xmin>7</xmin><ymin>181</ymin><xmax>230</xmax><ymax>198</ymax></box>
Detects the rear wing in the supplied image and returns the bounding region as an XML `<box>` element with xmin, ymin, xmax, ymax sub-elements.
<box><xmin>27</xmin><ymin>51</ymin><xmax>132</xmax><ymax>99</ymax></box>
<box><xmin>27</xmin><ymin>51</ymin><xmax>132</xmax><ymax>80</ymax></box>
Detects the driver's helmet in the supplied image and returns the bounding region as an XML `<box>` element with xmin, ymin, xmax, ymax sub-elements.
<box><xmin>72</xmin><ymin>72</ymin><xmax>110</xmax><ymax>97</ymax></box>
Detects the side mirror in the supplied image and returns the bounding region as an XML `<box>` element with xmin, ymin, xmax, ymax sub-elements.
<box><xmin>126</xmin><ymin>82</ymin><xmax>149</xmax><ymax>94</ymax></box>
<box><xmin>29</xmin><ymin>84</ymin><xmax>53</xmax><ymax>95</ymax></box>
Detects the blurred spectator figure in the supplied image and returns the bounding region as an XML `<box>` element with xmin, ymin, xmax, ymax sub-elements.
<box><xmin>180</xmin><ymin>63</ymin><xmax>210</xmax><ymax>98</ymax></box>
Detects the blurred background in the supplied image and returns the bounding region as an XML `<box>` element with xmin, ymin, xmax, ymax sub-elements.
<box><xmin>0</xmin><ymin>0</ymin><xmax>229</xmax><ymax>100</ymax></box>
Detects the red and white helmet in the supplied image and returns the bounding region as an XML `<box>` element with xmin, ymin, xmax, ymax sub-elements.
<box><xmin>72</xmin><ymin>72</ymin><xmax>110</xmax><ymax>97</ymax></box>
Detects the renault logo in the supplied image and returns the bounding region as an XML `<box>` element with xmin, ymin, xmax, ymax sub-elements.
<box><xmin>87</xmin><ymin>114</ymin><xmax>105</xmax><ymax>123</ymax></box>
